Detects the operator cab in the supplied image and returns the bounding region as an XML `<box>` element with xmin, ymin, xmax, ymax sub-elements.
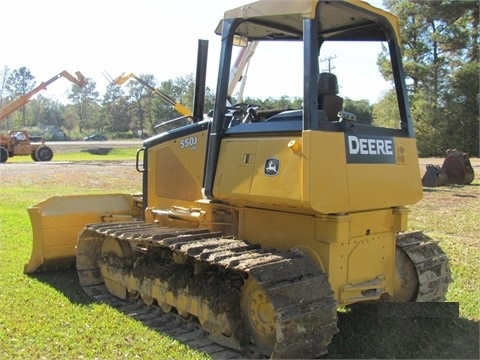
<box><xmin>204</xmin><ymin>0</ymin><xmax>416</xmax><ymax>201</ymax></box>
<box><xmin>211</xmin><ymin>0</ymin><xmax>408</xmax><ymax>132</ymax></box>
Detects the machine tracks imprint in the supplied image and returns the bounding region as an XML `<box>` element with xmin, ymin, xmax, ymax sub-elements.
<box><xmin>82</xmin><ymin>284</ymin><xmax>252</xmax><ymax>359</ymax></box>
<box><xmin>76</xmin><ymin>221</ymin><xmax>339</xmax><ymax>359</ymax></box>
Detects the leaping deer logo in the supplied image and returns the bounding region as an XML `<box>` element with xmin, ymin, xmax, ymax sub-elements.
<box><xmin>264</xmin><ymin>158</ymin><xmax>279</xmax><ymax>176</ymax></box>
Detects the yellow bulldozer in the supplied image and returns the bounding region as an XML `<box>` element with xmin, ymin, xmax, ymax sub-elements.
<box><xmin>24</xmin><ymin>1</ymin><xmax>451</xmax><ymax>358</ymax></box>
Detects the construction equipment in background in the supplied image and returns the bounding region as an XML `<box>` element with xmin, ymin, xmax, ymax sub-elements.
<box><xmin>0</xmin><ymin>70</ymin><xmax>86</xmax><ymax>120</ymax></box>
<box><xmin>0</xmin><ymin>70</ymin><xmax>86</xmax><ymax>163</ymax></box>
<box><xmin>108</xmin><ymin>42</ymin><xmax>258</xmax><ymax>127</ymax></box>
<box><xmin>109</xmin><ymin>72</ymin><xmax>193</xmax><ymax>117</ymax></box>
<box><xmin>442</xmin><ymin>149</ymin><xmax>475</xmax><ymax>185</ymax></box>
<box><xmin>0</xmin><ymin>130</ymin><xmax>53</xmax><ymax>163</ymax></box>
<box><xmin>421</xmin><ymin>149</ymin><xmax>474</xmax><ymax>187</ymax></box>
<box><xmin>25</xmin><ymin>1</ymin><xmax>451</xmax><ymax>358</ymax></box>
<box><xmin>227</xmin><ymin>41</ymin><xmax>258</xmax><ymax>104</ymax></box>
<box><xmin>421</xmin><ymin>164</ymin><xmax>448</xmax><ymax>187</ymax></box>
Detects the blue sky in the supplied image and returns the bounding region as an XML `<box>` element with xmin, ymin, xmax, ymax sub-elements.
<box><xmin>2</xmin><ymin>0</ymin><xmax>388</xmax><ymax>104</ymax></box>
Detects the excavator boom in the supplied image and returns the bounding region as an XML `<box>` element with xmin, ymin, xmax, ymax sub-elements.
<box><xmin>0</xmin><ymin>70</ymin><xmax>86</xmax><ymax>121</ymax></box>
<box><xmin>109</xmin><ymin>42</ymin><xmax>257</xmax><ymax>119</ymax></box>
<box><xmin>0</xmin><ymin>70</ymin><xmax>86</xmax><ymax>164</ymax></box>
<box><xmin>111</xmin><ymin>73</ymin><xmax>192</xmax><ymax>117</ymax></box>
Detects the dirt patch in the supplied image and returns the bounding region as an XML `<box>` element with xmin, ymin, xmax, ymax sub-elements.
<box><xmin>82</xmin><ymin>148</ymin><xmax>113</xmax><ymax>155</ymax></box>
<box><xmin>0</xmin><ymin>160</ymin><xmax>142</xmax><ymax>190</ymax></box>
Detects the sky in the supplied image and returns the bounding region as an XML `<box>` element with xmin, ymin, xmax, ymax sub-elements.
<box><xmin>2</xmin><ymin>0</ymin><xmax>388</xmax><ymax>105</ymax></box>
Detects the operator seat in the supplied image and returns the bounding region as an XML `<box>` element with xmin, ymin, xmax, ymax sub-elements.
<box><xmin>318</xmin><ymin>72</ymin><xmax>343</xmax><ymax>121</ymax></box>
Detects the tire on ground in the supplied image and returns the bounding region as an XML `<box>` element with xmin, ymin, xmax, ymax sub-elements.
<box><xmin>34</xmin><ymin>146</ymin><xmax>54</xmax><ymax>162</ymax></box>
<box><xmin>0</xmin><ymin>147</ymin><xmax>8</xmax><ymax>163</ymax></box>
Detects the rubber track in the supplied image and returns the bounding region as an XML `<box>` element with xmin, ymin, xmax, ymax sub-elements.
<box><xmin>396</xmin><ymin>231</ymin><xmax>452</xmax><ymax>302</ymax></box>
<box><xmin>78</xmin><ymin>221</ymin><xmax>339</xmax><ymax>359</ymax></box>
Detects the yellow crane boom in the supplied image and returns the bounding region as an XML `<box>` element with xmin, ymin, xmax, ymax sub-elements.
<box><xmin>112</xmin><ymin>73</ymin><xmax>192</xmax><ymax>117</ymax></box>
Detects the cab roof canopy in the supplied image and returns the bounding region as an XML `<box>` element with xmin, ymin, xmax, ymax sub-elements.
<box><xmin>215</xmin><ymin>0</ymin><xmax>399</xmax><ymax>42</ymax></box>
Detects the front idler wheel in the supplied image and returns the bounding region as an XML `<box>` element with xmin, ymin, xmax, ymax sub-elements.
<box><xmin>101</xmin><ymin>237</ymin><xmax>133</xmax><ymax>299</ymax></box>
<box><xmin>241</xmin><ymin>277</ymin><xmax>276</xmax><ymax>355</ymax></box>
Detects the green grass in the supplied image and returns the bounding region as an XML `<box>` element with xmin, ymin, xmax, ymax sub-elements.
<box><xmin>7</xmin><ymin>147</ymin><xmax>139</xmax><ymax>162</ymax></box>
<box><xmin>408</xmin><ymin>181</ymin><xmax>480</xmax><ymax>321</ymax></box>
<box><xmin>0</xmin><ymin>188</ymin><xmax>209</xmax><ymax>359</ymax></box>
<box><xmin>0</xmin><ymin>160</ymin><xmax>479</xmax><ymax>359</ymax></box>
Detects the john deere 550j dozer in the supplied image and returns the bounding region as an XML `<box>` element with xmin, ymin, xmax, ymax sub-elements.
<box><xmin>25</xmin><ymin>1</ymin><xmax>451</xmax><ymax>358</ymax></box>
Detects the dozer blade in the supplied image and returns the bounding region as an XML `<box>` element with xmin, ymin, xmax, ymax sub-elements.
<box><xmin>24</xmin><ymin>193</ymin><xmax>142</xmax><ymax>273</ymax></box>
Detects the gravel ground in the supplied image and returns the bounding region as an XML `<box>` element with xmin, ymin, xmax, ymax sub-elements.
<box><xmin>0</xmin><ymin>160</ymin><xmax>142</xmax><ymax>189</ymax></box>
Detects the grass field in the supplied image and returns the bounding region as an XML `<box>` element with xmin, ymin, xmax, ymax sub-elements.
<box><xmin>0</xmin><ymin>153</ymin><xmax>478</xmax><ymax>359</ymax></box>
<box><xmin>5</xmin><ymin>147</ymin><xmax>139</xmax><ymax>162</ymax></box>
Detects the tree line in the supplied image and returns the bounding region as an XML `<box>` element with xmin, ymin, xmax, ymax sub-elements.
<box><xmin>375</xmin><ymin>0</ymin><xmax>478</xmax><ymax>156</ymax></box>
<box><xmin>0</xmin><ymin>0</ymin><xmax>478</xmax><ymax>156</ymax></box>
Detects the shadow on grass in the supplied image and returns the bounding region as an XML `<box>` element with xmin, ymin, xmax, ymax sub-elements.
<box><xmin>27</xmin><ymin>267</ymin><xmax>249</xmax><ymax>358</ymax></box>
<box><xmin>30</xmin><ymin>269</ymin><xmax>479</xmax><ymax>359</ymax></box>
<box><xmin>82</xmin><ymin>148</ymin><xmax>113</xmax><ymax>155</ymax></box>
<box><xmin>28</xmin><ymin>267</ymin><xmax>94</xmax><ymax>305</ymax></box>
<box><xmin>322</xmin><ymin>303</ymin><xmax>479</xmax><ymax>359</ymax></box>
<box><xmin>423</xmin><ymin>183</ymin><xmax>479</xmax><ymax>192</ymax></box>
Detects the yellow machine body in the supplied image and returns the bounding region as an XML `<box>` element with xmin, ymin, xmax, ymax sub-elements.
<box><xmin>24</xmin><ymin>194</ymin><xmax>142</xmax><ymax>273</ymax></box>
<box><xmin>141</xmin><ymin>124</ymin><xmax>422</xmax><ymax>304</ymax></box>
<box><xmin>215</xmin><ymin>131</ymin><xmax>421</xmax><ymax>303</ymax></box>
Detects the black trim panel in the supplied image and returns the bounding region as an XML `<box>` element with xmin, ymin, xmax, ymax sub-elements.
<box><xmin>144</xmin><ymin>120</ymin><xmax>210</xmax><ymax>151</ymax></box>
<box><xmin>224</xmin><ymin>110</ymin><xmax>409</xmax><ymax>138</ymax></box>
